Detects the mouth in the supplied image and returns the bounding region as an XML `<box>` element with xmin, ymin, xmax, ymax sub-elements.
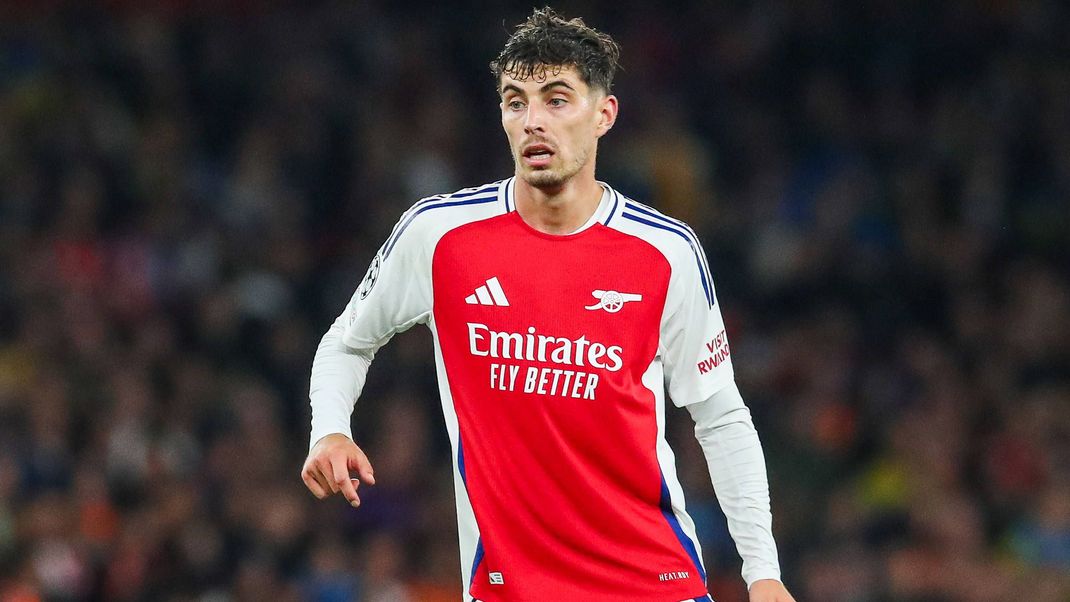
<box><xmin>521</xmin><ymin>143</ymin><xmax>554</xmax><ymax>168</ymax></box>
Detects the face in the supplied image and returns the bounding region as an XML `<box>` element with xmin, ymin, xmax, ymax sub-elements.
<box><xmin>499</xmin><ymin>65</ymin><xmax>617</xmax><ymax>189</ymax></box>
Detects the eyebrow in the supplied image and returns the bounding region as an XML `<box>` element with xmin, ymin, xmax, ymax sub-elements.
<box><xmin>500</xmin><ymin>80</ymin><xmax>577</xmax><ymax>97</ymax></box>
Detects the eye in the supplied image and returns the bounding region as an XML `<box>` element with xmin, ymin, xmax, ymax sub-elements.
<box><xmin>507</xmin><ymin>100</ymin><xmax>525</xmax><ymax>111</ymax></box>
<box><xmin>549</xmin><ymin>98</ymin><xmax>567</xmax><ymax>107</ymax></box>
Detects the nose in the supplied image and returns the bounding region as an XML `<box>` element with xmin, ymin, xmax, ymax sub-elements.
<box><xmin>523</xmin><ymin>103</ymin><xmax>545</xmax><ymax>135</ymax></box>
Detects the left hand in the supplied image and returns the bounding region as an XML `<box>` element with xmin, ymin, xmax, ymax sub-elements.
<box><xmin>749</xmin><ymin>579</ymin><xmax>796</xmax><ymax>602</ymax></box>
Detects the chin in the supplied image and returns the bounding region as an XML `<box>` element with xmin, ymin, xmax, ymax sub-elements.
<box><xmin>523</xmin><ymin>170</ymin><xmax>567</xmax><ymax>188</ymax></box>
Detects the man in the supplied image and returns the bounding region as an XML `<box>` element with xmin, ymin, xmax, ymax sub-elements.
<box><xmin>302</xmin><ymin>8</ymin><xmax>795</xmax><ymax>602</ymax></box>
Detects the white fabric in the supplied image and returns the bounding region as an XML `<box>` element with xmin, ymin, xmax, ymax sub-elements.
<box><xmin>311</xmin><ymin>182</ymin><xmax>505</xmax><ymax>447</ymax></box>
<box><xmin>686</xmin><ymin>382</ymin><xmax>782</xmax><ymax>589</ymax></box>
<box><xmin>427</xmin><ymin>314</ymin><xmax>482</xmax><ymax>602</ymax></box>
<box><xmin>308</xmin><ymin>311</ymin><xmax>375</xmax><ymax>449</ymax></box>
<box><xmin>646</xmin><ymin>346</ymin><xmax>708</xmax><ymax>582</ymax></box>
<box><xmin>604</xmin><ymin>197</ymin><xmax>736</xmax><ymax>406</ymax></box>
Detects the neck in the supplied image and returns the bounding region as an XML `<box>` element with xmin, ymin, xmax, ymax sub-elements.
<box><xmin>513</xmin><ymin>165</ymin><xmax>603</xmax><ymax>235</ymax></box>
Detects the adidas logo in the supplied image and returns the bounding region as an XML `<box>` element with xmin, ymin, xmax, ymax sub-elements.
<box><xmin>465</xmin><ymin>277</ymin><xmax>510</xmax><ymax>306</ymax></box>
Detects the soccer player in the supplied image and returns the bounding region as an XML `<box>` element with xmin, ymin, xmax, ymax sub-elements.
<box><xmin>301</xmin><ymin>8</ymin><xmax>795</xmax><ymax>602</ymax></box>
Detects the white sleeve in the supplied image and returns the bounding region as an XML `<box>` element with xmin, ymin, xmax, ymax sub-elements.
<box><xmin>660</xmin><ymin>240</ymin><xmax>734</xmax><ymax>406</ymax></box>
<box><xmin>308</xmin><ymin>310</ymin><xmax>375</xmax><ymax>449</ymax></box>
<box><xmin>341</xmin><ymin>211</ymin><xmax>433</xmax><ymax>350</ymax></box>
<box><xmin>686</xmin><ymin>382</ymin><xmax>782</xmax><ymax>589</ymax></box>
<box><xmin>308</xmin><ymin>208</ymin><xmax>434</xmax><ymax>449</ymax></box>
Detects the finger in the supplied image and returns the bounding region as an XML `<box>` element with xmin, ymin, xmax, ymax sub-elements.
<box><xmin>304</xmin><ymin>461</ymin><xmax>333</xmax><ymax>499</ymax></box>
<box><xmin>301</xmin><ymin>468</ymin><xmax>328</xmax><ymax>499</ymax></box>
<box><xmin>316</xmin><ymin>457</ymin><xmax>340</xmax><ymax>493</ymax></box>
<box><xmin>312</xmin><ymin>466</ymin><xmax>333</xmax><ymax>497</ymax></box>
<box><xmin>331</xmin><ymin>453</ymin><xmax>362</xmax><ymax>507</ymax></box>
<box><xmin>350</xmin><ymin>449</ymin><xmax>376</xmax><ymax>485</ymax></box>
<box><xmin>306</xmin><ymin>461</ymin><xmax>329</xmax><ymax>500</ymax></box>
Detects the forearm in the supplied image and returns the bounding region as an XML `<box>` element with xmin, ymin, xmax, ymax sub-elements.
<box><xmin>308</xmin><ymin>313</ymin><xmax>375</xmax><ymax>449</ymax></box>
<box><xmin>686</xmin><ymin>383</ymin><xmax>781</xmax><ymax>589</ymax></box>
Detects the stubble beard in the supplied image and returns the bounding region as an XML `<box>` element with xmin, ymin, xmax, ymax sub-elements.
<box><xmin>517</xmin><ymin>145</ymin><xmax>590</xmax><ymax>190</ymax></box>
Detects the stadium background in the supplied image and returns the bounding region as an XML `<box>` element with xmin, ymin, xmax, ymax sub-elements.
<box><xmin>1</xmin><ymin>1</ymin><xmax>1068</xmax><ymax>600</ymax></box>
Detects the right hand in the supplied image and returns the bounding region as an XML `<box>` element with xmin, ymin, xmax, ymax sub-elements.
<box><xmin>300</xmin><ymin>433</ymin><xmax>376</xmax><ymax>507</ymax></box>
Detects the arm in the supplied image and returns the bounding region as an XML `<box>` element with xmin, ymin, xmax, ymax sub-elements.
<box><xmin>301</xmin><ymin>311</ymin><xmax>378</xmax><ymax>507</ymax></box>
<box><xmin>687</xmin><ymin>383</ymin><xmax>795</xmax><ymax>602</ymax></box>
<box><xmin>300</xmin><ymin>203</ymin><xmax>435</xmax><ymax>506</ymax></box>
<box><xmin>309</xmin><ymin>311</ymin><xmax>374</xmax><ymax>448</ymax></box>
<box><xmin>653</xmin><ymin>226</ymin><xmax>793</xmax><ymax>599</ymax></box>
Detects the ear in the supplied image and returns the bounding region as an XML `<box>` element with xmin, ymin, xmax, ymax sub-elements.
<box><xmin>595</xmin><ymin>94</ymin><xmax>618</xmax><ymax>138</ymax></box>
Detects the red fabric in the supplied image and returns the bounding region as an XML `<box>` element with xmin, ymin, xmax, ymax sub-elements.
<box><xmin>433</xmin><ymin>212</ymin><xmax>707</xmax><ymax>601</ymax></box>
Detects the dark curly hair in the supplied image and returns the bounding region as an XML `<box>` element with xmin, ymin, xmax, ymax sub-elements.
<box><xmin>490</xmin><ymin>7</ymin><xmax>621</xmax><ymax>94</ymax></box>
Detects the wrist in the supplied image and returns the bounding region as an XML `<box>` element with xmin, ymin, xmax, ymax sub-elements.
<box><xmin>745</xmin><ymin>571</ymin><xmax>782</xmax><ymax>590</ymax></box>
<box><xmin>309</xmin><ymin>430</ymin><xmax>353</xmax><ymax>451</ymax></box>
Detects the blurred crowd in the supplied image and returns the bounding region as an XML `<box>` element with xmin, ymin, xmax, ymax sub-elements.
<box><xmin>1</xmin><ymin>1</ymin><xmax>1068</xmax><ymax>601</ymax></box>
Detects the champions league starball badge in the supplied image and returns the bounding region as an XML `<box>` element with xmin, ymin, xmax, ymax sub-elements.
<box><xmin>358</xmin><ymin>254</ymin><xmax>381</xmax><ymax>300</ymax></box>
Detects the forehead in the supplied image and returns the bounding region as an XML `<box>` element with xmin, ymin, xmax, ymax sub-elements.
<box><xmin>498</xmin><ymin>64</ymin><xmax>589</xmax><ymax>94</ymax></box>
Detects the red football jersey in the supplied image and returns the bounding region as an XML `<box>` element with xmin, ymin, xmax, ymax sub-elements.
<box><xmin>342</xmin><ymin>179</ymin><xmax>734</xmax><ymax>601</ymax></box>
